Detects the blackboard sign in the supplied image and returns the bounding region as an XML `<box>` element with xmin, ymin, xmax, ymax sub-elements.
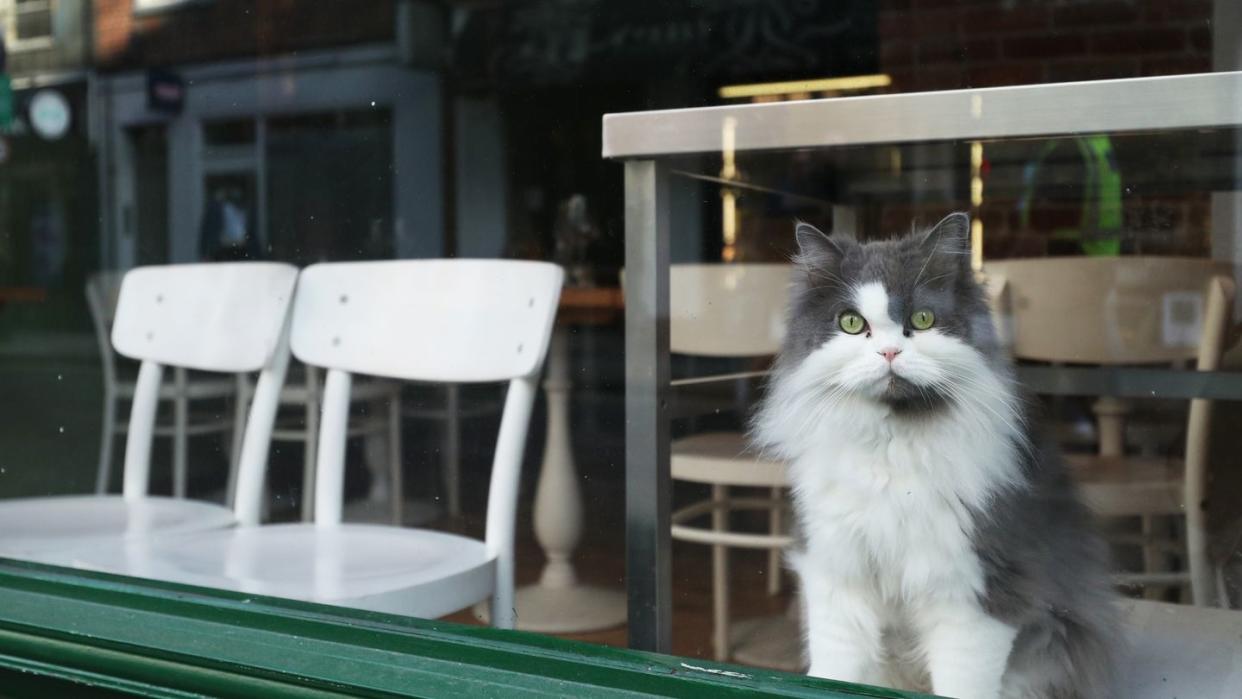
<box><xmin>453</xmin><ymin>0</ymin><xmax>877</xmax><ymax>91</ymax></box>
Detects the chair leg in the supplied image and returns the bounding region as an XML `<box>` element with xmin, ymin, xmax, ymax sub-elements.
<box><xmin>302</xmin><ymin>368</ymin><xmax>319</xmax><ymax>522</ymax></box>
<box><xmin>363</xmin><ymin>406</ymin><xmax>389</xmax><ymax>504</ymax></box>
<box><xmin>173</xmin><ymin>367</ymin><xmax>189</xmax><ymax>499</ymax></box>
<box><xmin>95</xmin><ymin>391</ymin><xmax>117</xmax><ymax>494</ymax></box>
<box><xmin>712</xmin><ymin>484</ymin><xmax>731</xmax><ymax>662</ymax></box>
<box><xmin>389</xmin><ymin>391</ymin><xmax>403</xmax><ymax>525</ymax></box>
<box><xmin>1141</xmin><ymin>515</ymin><xmax>1173</xmax><ymax>601</ymax></box>
<box><xmin>445</xmin><ymin>384</ymin><xmax>461</xmax><ymax>518</ymax></box>
<box><xmin>226</xmin><ymin>375</ymin><xmax>250</xmax><ymax>507</ymax></box>
<box><xmin>768</xmin><ymin>486</ymin><xmax>783</xmax><ymax>597</ymax></box>
<box><xmin>1186</xmin><ymin>508</ymin><xmax>1213</xmax><ymax>606</ymax></box>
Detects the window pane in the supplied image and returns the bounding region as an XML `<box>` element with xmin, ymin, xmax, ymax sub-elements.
<box><xmin>15</xmin><ymin>7</ymin><xmax>51</xmax><ymax>41</ymax></box>
<box><xmin>4</xmin><ymin>2</ymin><xmax>1242</xmax><ymax>696</ymax></box>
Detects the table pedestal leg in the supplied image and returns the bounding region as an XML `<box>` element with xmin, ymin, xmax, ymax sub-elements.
<box><xmin>477</xmin><ymin>328</ymin><xmax>626</xmax><ymax>632</ymax></box>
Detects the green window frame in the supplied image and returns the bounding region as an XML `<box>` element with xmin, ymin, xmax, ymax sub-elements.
<box><xmin>0</xmin><ymin>559</ymin><xmax>926</xmax><ymax>698</ymax></box>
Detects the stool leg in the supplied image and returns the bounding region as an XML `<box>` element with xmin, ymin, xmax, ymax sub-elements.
<box><xmin>768</xmin><ymin>486</ymin><xmax>783</xmax><ymax>596</ymax></box>
<box><xmin>1141</xmin><ymin>515</ymin><xmax>1167</xmax><ymax>600</ymax></box>
<box><xmin>173</xmin><ymin>368</ymin><xmax>189</xmax><ymax>499</ymax></box>
<box><xmin>302</xmin><ymin>368</ymin><xmax>319</xmax><ymax>522</ymax></box>
<box><xmin>95</xmin><ymin>389</ymin><xmax>117</xmax><ymax>494</ymax></box>
<box><xmin>712</xmin><ymin>484</ymin><xmax>730</xmax><ymax>661</ymax></box>
<box><xmin>445</xmin><ymin>384</ymin><xmax>461</xmax><ymax>518</ymax></box>
<box><xmin>389</xmin><ymin>391</ymin><xmax>403</xmax><ymax>525</ymax></box>
<box><xmin>226</xmin><ymin>375</ymin><xmax>250</xmax><ymax>506</ymax></box>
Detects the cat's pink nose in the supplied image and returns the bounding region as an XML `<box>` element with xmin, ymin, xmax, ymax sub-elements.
<box><xmin>879</xmin><ymin>347</ymin><xmax>902</xmax><ymax>363</ymax></box>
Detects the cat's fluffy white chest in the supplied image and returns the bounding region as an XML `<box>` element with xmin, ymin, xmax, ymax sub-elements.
<box><xmin>790</xmin><ymin>406</ymin><xmax>1014</xmax><ymax>603</ymax></box>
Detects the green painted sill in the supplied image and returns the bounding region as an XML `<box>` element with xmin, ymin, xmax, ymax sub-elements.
<box><xmin>0</xmin><ymin>559</ymin><xmax>932</xmax><ymax>698</ymax></box>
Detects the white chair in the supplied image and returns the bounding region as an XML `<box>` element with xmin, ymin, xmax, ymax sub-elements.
<box><xmin>59</xmin><ymin>260</ymin><xmax>563</xmax><ymax>628</ymax></box>
<box><xmin>986</xmin><ymin>257</ymin><xmax>1235</xmax><ymax>605</ymax></box>
<box><xmin>667</xmin><ymin>263</ymin><xmax>797</xmax><ymax>667</ymax></box>
<box><xmin>87</xmin><ymin>272</ymin><xmax>245</xmax><ymax>497</ymax></box>
<box><xmin>0</xmin><ymin>263</ymin><xmax>298</xmax><ymax>560</ymax></box>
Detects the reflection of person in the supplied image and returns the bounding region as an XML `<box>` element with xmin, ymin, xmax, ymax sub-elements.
<box><xmin>30</xmin><ymin>197</ymin><xmax>67</xmax><ymax>286</ymax></box>
<box><xmin>553</xmin><ymin>193</ymin><xmax>601</xmax><ymax>287</ymax></box>
<box><xmin>199</xmin><ymin>187</ymin><xmax>261</xmax><ymax>261</ymax></box>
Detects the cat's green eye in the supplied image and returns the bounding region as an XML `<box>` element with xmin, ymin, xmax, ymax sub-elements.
<box><xmin>910</xmin><ymin>309</ymin><xmax>935</xmax><ymax>331</ymax></box>
<box><xmin>838</xmin><ymin>311</ymin><xmax>866</xmax><ymax>335</ymax></box>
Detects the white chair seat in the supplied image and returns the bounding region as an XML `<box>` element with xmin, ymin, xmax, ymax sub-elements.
<box><xmin>0</xmin><ymin>496</ymin><xmax>235</xmax><ymax>560</ymax></box>
<box><xmin>65</xmin><ymin>524</ymin><xmax>496</xmax><ymax>618</ymax></box>
<box><xmin>672</xmin><ymin>432</ymin><xmax>788</xmax><ymax>487</ymax></box>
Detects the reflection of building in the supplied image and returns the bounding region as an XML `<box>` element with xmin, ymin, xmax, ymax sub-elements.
<box><xmin>93</xmin><ymin>0</ymin><xmax>446</xmax><ymax>270</ymax></box>
<box><xmin>0</xmin><ymin>0</ymin><xmax>94</xmax><ymax>327</ymax></box>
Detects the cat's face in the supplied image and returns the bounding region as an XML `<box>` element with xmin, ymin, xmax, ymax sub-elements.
<box><xmin>781</xmin><ymin>213</ymin><xmax>999</xmax><ymax>416</ymax></box>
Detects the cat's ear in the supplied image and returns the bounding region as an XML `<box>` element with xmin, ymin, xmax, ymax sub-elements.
<box><xmin>919</xmin><ymin>212</ymin><xmax>972</xmax><ymax>270</ymax></box>
<box><xmin>794</xmin><ymin>222</ymin><xmax>851</xmax><ymax>266</ymax></box>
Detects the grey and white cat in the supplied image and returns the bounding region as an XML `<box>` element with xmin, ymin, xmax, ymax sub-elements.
<box><xmin>753</xmin><ymin>213</ymin><xmax>1117</xmax><ymax>698</ymax></box>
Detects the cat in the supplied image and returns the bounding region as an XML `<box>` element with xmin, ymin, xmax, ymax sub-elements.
<box><xmin>752</xmin><ymin>213</ymin><xmax>1117</xmax><ymax>699</ymax></box>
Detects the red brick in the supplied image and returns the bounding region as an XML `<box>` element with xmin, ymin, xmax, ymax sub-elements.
<box><xmin>918</xmin><ymin>39</ymin><xmax>967</xmax><ymax>64</ymax></box>
<box><xmin>962</xmin><ymin>5</ymin><xmax>1051</xmax><ymax>34</ymax></box>
<box><xmin>918</xmin><ymin>37</ymin><xmax>998</xmax><ymax>64</ymax></box>
<box><xmin>1091</xmin><ymin>28</ymin><xmax>1186</xmax><ymax>55</ymax></box>
<box><xmin>966</xmin><ymin>63</ymin><xmax>1045</xmax><ymax>88</ymax></box>
<box><xmin>909</xmin><ymin>66</ymin><xmax>966</xmax><ymax>91</ymax></box>
<box><xmin>1004</xmin><ymin>33</ymin><xmax>1089</xmax><ymax>60</ymax></box>
<box><xmin>1142</xmin><ymin>0</ymin><xmax>1211</xmax><ymax>23</ymax></box>
<box><xmin>882</xmin><ymin>7</ymin><xmax>962</xmax><ymax>37</ymax></box>
<box><xmin>1141</xmin><ymin>56</ymin><xmax>1212</xmax><ymax>76</ymax></box>
<box><xmin>1045</xmin><ymin>57</ymin><xmax>1141</xmax><ymax>83</ymax></box>
<box><xmin>1189</xmin><ymin>26</ymin><xmax>1212</xmax><ymax>52</ymax></box>
<box><xmin>1053</xmin><ymin>2</ymin><xmax>1139</xmax><ymax>28</ymax></box>
<box><xmin>963</xmin><ymin>37</ymin><xmax>1000</xmax><ymax>60</ymax></box>
<box><xmin>881</xmin><ymin>40</ymin><xmax>915</xmax><ymax>68</ymax></box>
<box><xmin>879</xmin><ymin>12</ymin><xmax>915</xmax><ymax>38</ymax></box>
<box><xmin>886</xmin><ymin>70</ymin><xmax>918</xmax><ymax>92</ymax></box>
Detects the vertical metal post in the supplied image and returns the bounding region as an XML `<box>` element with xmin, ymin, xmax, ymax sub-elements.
<box><xmin>624</xmin><ymin>159</ymin><xmax>672</xmax><ymax>653</ymax></box>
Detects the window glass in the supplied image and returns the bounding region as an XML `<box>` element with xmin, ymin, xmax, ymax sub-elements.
<box><xmin>2</xmin><ymin>1</ymin><xmax>1241</xmax><ymax>696</ymax></box>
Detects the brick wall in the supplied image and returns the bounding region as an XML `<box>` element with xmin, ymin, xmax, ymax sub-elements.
<box><xmin>95</xmin><ymin>0</ymin><xmax>397</xmax><ymax>72</ymax></box>
<box><xmin>879</xmin><ymin>0</ymin><xmax>1212</xmax><ymax>93</ymax></box>
<box><xmin>867</xmin><ymin>0</ymin><xmax>1217</xmax><ymax>257</ymax></box>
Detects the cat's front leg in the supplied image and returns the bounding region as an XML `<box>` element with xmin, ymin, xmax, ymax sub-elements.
<box><xmin>796</xmin><ymin>554</ymin><xmax>883</xmax><ymax>682</ymax></box>
<box><xmin>917</xmin><ymin>600</ymin><xmax>1017</xmax><ymax>699</ymax></box>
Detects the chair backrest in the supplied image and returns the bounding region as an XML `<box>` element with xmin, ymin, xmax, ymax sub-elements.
<box><xmin>112</xmin><ymin>263</ymin><xmax>299</xmax><ymax>503</ymax></box>
<box><xmin>669</xmin><ymin>264</ymin><xmax>792</xmax><ymax>358</ymax></box>
<box><xmin>85</xmin><ymin>271</ymin><xmax>127</xmax><ymax>386</ymax></box>
<box><xmin>290</xmin><ymin>260</ymin><xmax>563</xmax><ymax>383</ymax></box>
<box><xmin>985</xmin><ymin>257</ymin><xmax>1236</xmax><ymax>604</ymax></box>
<box><xmin>983</xmin><ymin>257</ymin><xmax>1233</xmax><ymax>365</ymax></box>
<box><xmin>113</xmin><ymin>263</ymin><xmax>298</xmax><ymax>372</ymax></box>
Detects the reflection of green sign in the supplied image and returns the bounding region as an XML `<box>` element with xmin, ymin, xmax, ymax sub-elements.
<box><xmin>0</xmin><ymin>74</ymin><xmax>12</xmax><ymax>132</ymax></box>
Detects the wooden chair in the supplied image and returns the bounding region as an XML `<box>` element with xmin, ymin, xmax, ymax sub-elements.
<box><xmin>1</xmin><ymin>263</ymin><xmax>298</xmax><ymax>560</ymax></box>
<box><xmin>59</xmin><ymin>260</ymin><xmax>562</xmax><ymax>628</ymax></box>
<box><xmin>985</xmin><ymin>257</ymin><xmax>1235</xmax><ymax>605</ymax></box>
<box><xmin>667</xmin><ymin>263</ymin><xmax>798</xmax><ymax>667</ymax></box>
